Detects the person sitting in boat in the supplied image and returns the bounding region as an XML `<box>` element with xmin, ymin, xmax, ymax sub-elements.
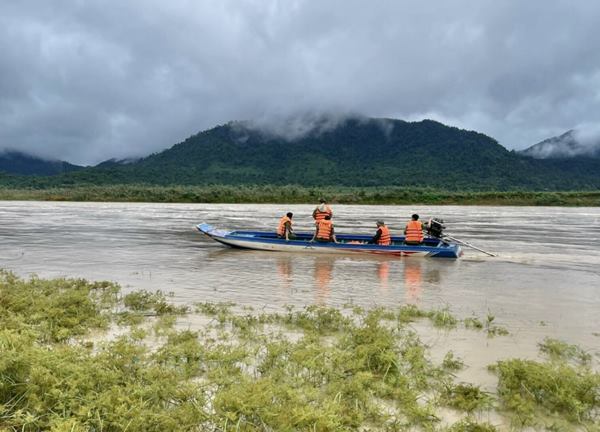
<box><xmin>310</xmin><ymin>215</ymin><xmax>338</xmax><ymax>243</ymax></box>
<box><xmin>404</xmin><ymin>214</ymin><xmax>424</xmax><ymax>245</ymax></box>
<box><xmin>312</xmin><ymin>198</ymin><xmax>333</xmax><ymax>224</ymax></box>
<box><xmin>277</xmin><ymin>212</ymin><xmax>295</xmax><ymax>241</ymax></box>
<box><xmin>368</xmin><ymin>220</ymin><xmax>392</xmax><ymax>246</ymax></box>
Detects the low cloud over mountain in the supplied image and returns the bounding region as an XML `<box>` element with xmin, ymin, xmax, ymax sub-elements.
<box><xmin>520</xmin><ymin>126</ymin><xmax>600</xmax><ymax>159</ymax></box>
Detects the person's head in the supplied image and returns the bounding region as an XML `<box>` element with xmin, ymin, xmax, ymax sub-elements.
<box><xmin>411</xmin><ymin>214</ymin><xmax>419</xmax><ymax>221</ymax></box>
<box><xmin>324</xmin><ymin>215</ymin><xmax>332</xmax><ymax>221</ymax></box>
<box><xmin>376</xmin><ymin>220</ymin><xmax>385</xmax><ymax>227</ymax></box>
<box><xmin>319</xmin><ymin>198</ymin><xmax>326</xmax><ymax>204</ymax></box>
<box><xmin>286</xmin><ymin>212</ymin><xmax>293</xmax><ymax>219</ymax></box>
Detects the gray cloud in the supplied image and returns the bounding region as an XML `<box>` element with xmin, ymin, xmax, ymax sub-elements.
<box><xmin>574</xmin><ymin>123</ymin><xmax>600</xmax><ymax>150</ymax></box>
<box><xmin>1</xmin><ymin>1</ymin><xmax>600</xmax><ymax>164</ymax></box>
<box><xmin>521</xmin><ymin>124</ymin><xmax>600</xmax><ymax>158</ymax></box>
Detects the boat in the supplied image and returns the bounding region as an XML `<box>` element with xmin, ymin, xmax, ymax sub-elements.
<box><xmin>197</xmin><ymin>223</ymin><xmax>462</xmax><ymax>258</ymax></box>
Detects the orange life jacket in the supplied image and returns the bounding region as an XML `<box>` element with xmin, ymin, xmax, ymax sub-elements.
<box><xmin>277</xmin><ymin>216</ymin><xmax>292</xmax><ymax>236</ymax></box>
<box><xmin>405</xmin><ymin>220</ymin><xmax>423</xmax><ymax>243</ymax></box>
<box><xmin>378</xmin><ymin>226</ymin><xmax>391</xmax><ymax>246</ymax></box>
<box><xmin>313</xmin><ymin>205</ymin><xmax>333</xmax><ymax>222</ymax></box>
<box><xmin>316</xmin><ymin>219</ymin><xmax>333</xmax><ymax>240</ymax></box>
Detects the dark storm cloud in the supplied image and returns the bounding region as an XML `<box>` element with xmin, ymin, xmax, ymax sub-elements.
<box><xmin>1</xmin><ymin>1</ymin><xmax>600</xmax><ymax>164</ymax></box>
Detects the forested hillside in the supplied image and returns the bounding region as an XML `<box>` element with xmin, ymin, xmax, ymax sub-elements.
<box><xmin>2</xmin><ymin>118</ymin><xmax>600</xmax><ymax>190</ymax></box>
<box><xmin>0</xmin><ymin>151</ymin><xmax>83</xmax><ymax>176</ymax></box>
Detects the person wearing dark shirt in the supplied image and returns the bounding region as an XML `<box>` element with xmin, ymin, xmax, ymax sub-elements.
<box><xmin>277</xmin><ymin>212</ymin><xmax>295</xmax><ymax>240</ymax></box>
<box><xmin>368</xmin><ymin>220</ymin><xmax>391</xmax><ymax>245</ymax></box>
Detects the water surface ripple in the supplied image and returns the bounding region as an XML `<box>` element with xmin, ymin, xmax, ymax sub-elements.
<box><xmin>1</xmin><ymin>201</ymin><xmax>599</xmax><ymax>353</ymax></box>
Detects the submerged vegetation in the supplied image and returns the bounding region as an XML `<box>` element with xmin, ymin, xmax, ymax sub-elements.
<box><xmin>537</xmin><ymin>337</ymin><xmax>592</xmax><ymax>365</ymax></box>
<box><xmin>1</xmin><ymin>270</ymin><xmax>598</xmax><ymax>431</ymax></box>
<box><xmin>492</xmin><ymin>359</ymin><xmax>600</xmax><ymax>427</ymax></box>
<box><xmin>1</xmin><ymin>184</ymin><xmax>600</xmax><ymax>206</ymax></box>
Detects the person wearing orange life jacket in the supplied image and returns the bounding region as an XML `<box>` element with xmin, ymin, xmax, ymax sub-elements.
<box><xmin>368</xmin><ymin>220</ymin><xmax>392</xmax><ymax>246</ymax></box>
<box><xmin>310</xmin><ymin>215</ymin><xmax>338</xmax><ymax>243</ymax></box>
<box><xmin>277</xmin><ymin>212</ymin><xmax>295</xmax><ymax>241</ymax></box>
<box><xmin>404</xmin><ymin>213</ymin><xmax>424</xmax><ymax>245</ymax></box>
<box><xmin>312</xmin><ymin>198</ymin><xmax>333</xmax><ymax>224</ymax></box>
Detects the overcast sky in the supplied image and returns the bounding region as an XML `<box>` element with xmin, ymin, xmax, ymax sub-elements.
<box><xmin>1</xmin><ymin>1</ymin><xmax>599</xmax><ymax>164</ymax></box>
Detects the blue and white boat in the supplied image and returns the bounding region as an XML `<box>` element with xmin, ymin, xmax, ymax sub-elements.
<box><xmin>197</xmin><ymin>223</ymin><xmax>462</xmax><ymax>258</ymax></box>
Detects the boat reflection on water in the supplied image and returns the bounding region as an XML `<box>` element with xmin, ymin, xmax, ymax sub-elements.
<box><xmin>403</xmin><ymin>259</ymin><xmax>423</xmax><ymax>302</ymax></box>
<box><xmin>292</xmin><ymin>255</ymin><xmax>445</xmax><ymax>306</ymax></box>
<box><xmin>277</xmin><ymin>256</ymin><xmax>293</xmax><ymax>291</ymax></box>
<box><xmin>276</xmin><ymin>255</ymin><xmax>335</xmax><ymax>304</ymax></box>
<box><xmin>376</xmin><ymin>259</ymin><xmax>428</xmax><ymax>302</ymax></box>
<box><xmin>205</xmin><ymin>249</ymin><xmax>448</xmax><ymax>307</ymax></box>
<box><xmin>314</xmin><ymin>258</ymin><xmax>334</xmax><ymax>304</ymax></box>
<box><xmin>377</xmin><ymin>261</ymin><xmax>391</xmax><ymax>293</ymax></box>
<box><xmin>403</xmin><ymin>259</ymin><xmax>443</xmax><ymax>303</ymax></box>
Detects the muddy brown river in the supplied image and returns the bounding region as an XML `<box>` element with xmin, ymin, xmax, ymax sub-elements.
<box><xmin>1</xmin><ymin>201</ymin><xmax>599</xmax><ymax>377</ymax></box>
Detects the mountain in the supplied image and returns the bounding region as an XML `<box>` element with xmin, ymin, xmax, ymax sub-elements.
<box><xmin>0</xmin><ymin>150</ymin><xmax>84</xmax><ymax>176</ymax></box>
<box><xmin>520</xmin><ymin>129</ymin><xmax>600</xmax><ymax>159</ymax></box>
<box><xmin>2</xmin><ymin>117</ymin><xmax>600</xmax><ymax>190</ymax></box>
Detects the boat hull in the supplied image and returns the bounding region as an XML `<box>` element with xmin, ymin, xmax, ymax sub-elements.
<box><xmin>197</xmin><ymin>224</ymin><xmax>462</xmax><ymax>258</ymax></box>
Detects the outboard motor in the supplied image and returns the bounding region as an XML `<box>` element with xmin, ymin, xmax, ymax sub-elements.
<box><xmin>426</xmin><ymin>218</ymin><xmax>446</xmax><ymax>238</ymax></box>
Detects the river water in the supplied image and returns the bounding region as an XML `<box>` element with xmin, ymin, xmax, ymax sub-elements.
<box><xmin>1</xmin><ymin>201</ymin><xmax>599</xmax><ymax>376</ymax></box>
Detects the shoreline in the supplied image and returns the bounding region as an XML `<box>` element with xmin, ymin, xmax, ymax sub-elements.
<box><xmin>1</xmin><ymin>185</ymin><xmax>599</xmax><ymax>206</ymax></box>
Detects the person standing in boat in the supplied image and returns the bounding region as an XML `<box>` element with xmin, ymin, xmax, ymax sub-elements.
<box><xmin>404</xmin><ymin>214</ymin><xmax>424</xmax><ymax>245</ymax></box>
<box><xmin>277</xmin><ymin>212</ymin><xmax>295</xmax><ymax>241</ymax></box>
<box><xmin>368</xmin><ymin>220</ymin><xmax>392</xmax><ymax>245</ymax></box>
<box><xmin>310</xmin><ymin>215</ymin><xmax>338</xmax><ymax>243</ymax></box>
<box><xmin>312</xmin><ymin>198</ymin><xmax>333</xmax><ymax>224</ymax></box>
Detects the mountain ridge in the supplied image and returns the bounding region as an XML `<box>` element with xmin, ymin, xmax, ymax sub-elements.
<box><xmin>520</xmin><ymin>129</ymin><xmax>600</xmax><ymax>159</ymax></box>
<box><xmin>0</xmin><ymin>150</ymin><xmax>84</xmax><ymax>176</ymax></box>
<box><xmin>1</xmin><ymin>117</ymin><xmax>599</xmax><ymax>190</ymax></box>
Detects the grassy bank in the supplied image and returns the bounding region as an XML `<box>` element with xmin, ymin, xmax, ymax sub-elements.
<box><xmin>1</xmin><ymin>184</ymin><xmax>600</xmax><ymax>205</ymax></box>
<box><xmin>1</xmin><ymin>270</ymin><xmax>598</xmax><ymax>431</ymax></box>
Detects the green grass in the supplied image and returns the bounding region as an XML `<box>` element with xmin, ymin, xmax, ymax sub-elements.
<box><xmin>537</xmin><ymin>337</ymin><xmax>592</xmax><ymax>365</ymax></box>
<box><xmin>1</xmin><ymin>270</ymin><xmax>598</xmax><ymax>431</ymax></box>
<box><xmin>440</xmin><ymin>383</ymin><xmax>493</xmax><ymax>412</ymax></box>
<box><xmin>446</xmin><ymin>418</ymin><xmax>499</xmax><ymax>431</ymax></box>
<box><xmin>0</xmin><ymin>270</ymin><xmax>119</xmax><ymax>342</ymax></box>
<box><xmin>1</xmin><ymin>184</ymin><xmax>600</xmax><ymax>205</ymax></box>
<box><xmin>442</xmin><ymin>351</ymin><xmax>465</xmax><ymax>372</ymax></box>
<box><xmin>491</xmin><ymin>359</ymin><xmax>600</xmax><ymax>427</ymax></box>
